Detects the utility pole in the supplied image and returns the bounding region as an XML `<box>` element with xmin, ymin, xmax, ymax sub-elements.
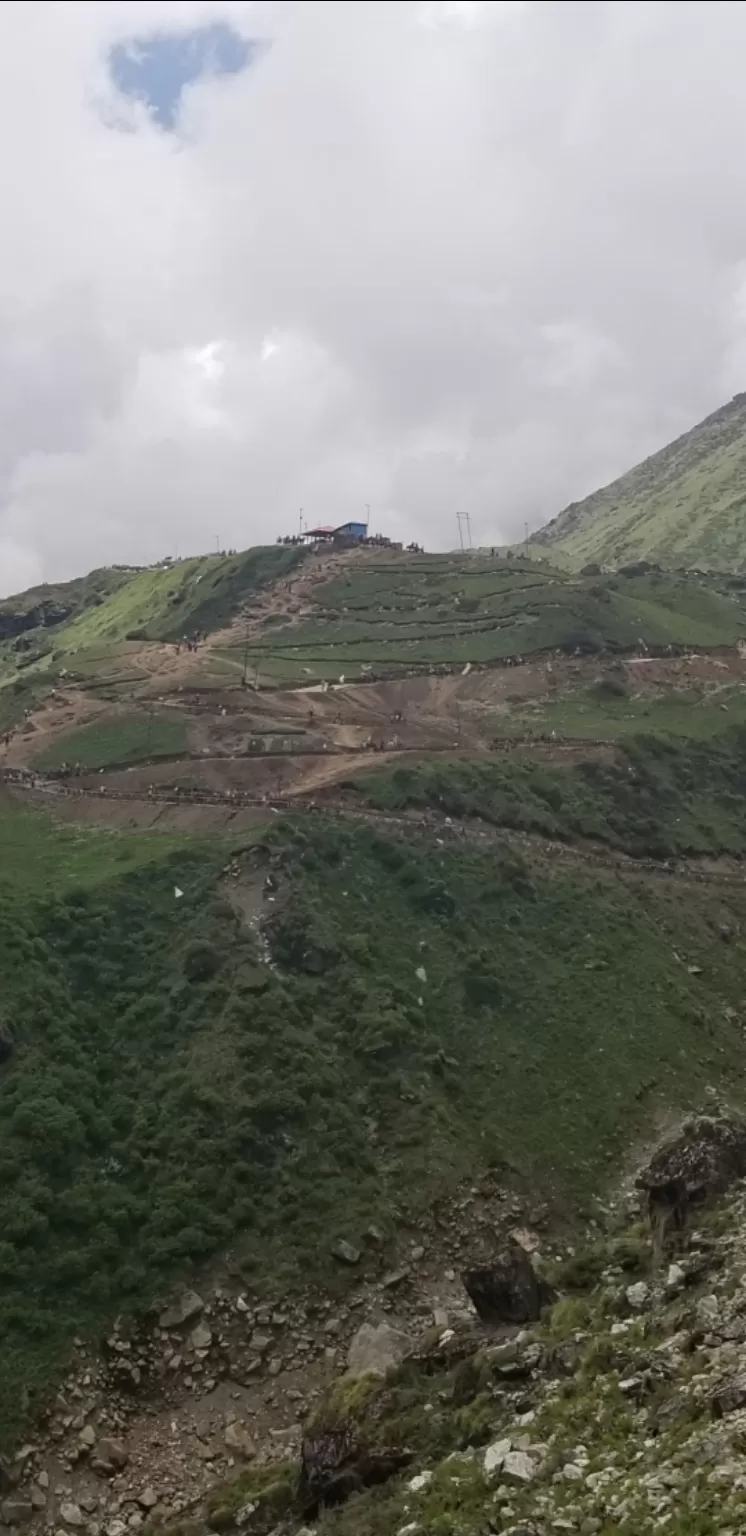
<box><xmin>215</xmin><ymin>534</ymin><xmax>220</xmax><ymax>554</ymax></box>
<box><xmin>524</xmin><ymin>521</ymin><xmax>529</xmax><ymax>547</ymax></box>
<box><xmin>456</xmin><ymin>512</ymin><xmax>472</xmax><ymax>551</ymax></box>
<box><xmin>299</xmin><ymin>508</ymin><xmax>304</xmax><ymax>539</ymax></box>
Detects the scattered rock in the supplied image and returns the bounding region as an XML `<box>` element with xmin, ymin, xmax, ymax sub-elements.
<box><xmin>347</xmin><ymin>1323</ymin><xmax>412</xmax><ymax>1378</ymax></box>
<box><xmin>137</xmin><ymin>1488</ymin><xmax>158</xmax><ymax>1511</ymax></box>
<box><xmin>407</xmin><ymin>1470</ymin><xmax>433</xmax><ymax>1492</ymax></box>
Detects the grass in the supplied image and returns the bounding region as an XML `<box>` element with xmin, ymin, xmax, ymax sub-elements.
<box><xmin>500</xmin><ymin>679</ymin><xmax>746</xmax><ymax>743</ymax></box>
<box><xmin>356</xmin><ymin>725</ymin><xmax>746</xmax><ymax>858</ymax></box>
<box><xmin>0</xmin><ymin>547</ymin><xmax>305</xmax><ymax>716</ymax></box>
<box><xmin>32</xmin><ymin>712</ymin><xmax>189</xmax><ymax>771</ymax></box>
<box><xmin>2</xmin><ymin>808</ymin><xmax>746</xmax><ymax>1448</ymax></box>
<box><xmin>534</xmin><ymin>392</ymin><xmax>746</xmax><ymax>571</ymax></box>
<box><xmin>0</xmin><ymin>804</ymin><xmax>193</xmax><ymax>895</ymax></box>
<box><xmin>61</xmin><ymin>546</ymin><xmax>303</xmax><ymax>648</ymax></box>
<box><xmin>234</xmin><ymin>560</ymin><xmax>746</xmax><ymax>684</ymax></box>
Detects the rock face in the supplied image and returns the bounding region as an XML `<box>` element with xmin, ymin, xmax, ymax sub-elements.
<box><xmin>0</xmin><ymin>601</ymin><xmax>71</xmax><ymax>641</ymax></box>
<box><xmin>347</xmin><ymin>1323</ymin><xmax>412</xmax><ymax>1378</ymax></box>
<box><xmin>637</xmin><ymin>1115</ymin><xmax>746</xmax><ymax>1248</ymax></box>
<box><xmin>462</xmin><ymin>1244</ymin><xmax>554</xmax><ymax>1325</ymax></box>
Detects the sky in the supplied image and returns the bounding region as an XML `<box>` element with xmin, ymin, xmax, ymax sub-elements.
<box><xmin>3</xmin><ymin>0</ymin><xmax>746</xmax><ymax>594</ymax></box>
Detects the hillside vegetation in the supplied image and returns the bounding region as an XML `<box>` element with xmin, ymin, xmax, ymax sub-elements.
<box><xmin>357</xmin><ymin>726</ymin><xmax>746</xmax><ymax>859</ymax></box>
<box><xmin>0</xmin><ymin>546</ymin><xmax>303</xmax><ymax>723</ymax></box>
<box><xmin>2</xmin><ymin>807</ymin><xmax>746</xmax><ymax>1449</ymax></box>
<box><xmin>238</xmin><ymin>556</ymin><xmax>746</xmax><ymax>684</ymax></box>
<box><xmin>533</xmin><ymin>393</ymin><xmax>746</xmax><ymax>571</ymax></box>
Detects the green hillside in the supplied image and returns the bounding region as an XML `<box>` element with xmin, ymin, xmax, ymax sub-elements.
<box><xmin>0</xmin><ymin>545</ymin><xmax>303</xmax><ymax>722</ymax></box>
<box><xmin>2</xmin><ymin>804</ymin><xmax>746</xmax><ymax>1447</ymax></box>
<box><xmin>239</xmin><ymin>555</ymin><xmax>746</xmax><ymax>683</ymax></box>
<box><xmin>533</xmin><ymin>393</ymin><xmax>746</xmax><ymax>571</ymax></box>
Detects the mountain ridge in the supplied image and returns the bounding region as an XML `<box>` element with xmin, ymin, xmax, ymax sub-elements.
<box><xmin>533</xmin><ymin>392</ymin><xmax>746</xmax><ymax>571</ymax></box>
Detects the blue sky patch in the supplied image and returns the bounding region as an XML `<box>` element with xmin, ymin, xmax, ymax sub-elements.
<box><xmin>110</xmin><ymin>22</ymin><xmax>253</xmax><ymax>129</ymax></box>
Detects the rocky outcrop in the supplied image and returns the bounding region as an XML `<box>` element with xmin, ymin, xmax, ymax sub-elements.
<box><xmin>461</xmin><ymin>1243</ymin><xmax>555</xmax><ymax>1324</ymax></box>
<box><xmin>0</xmin><ymin>601</ymin><xmax>72</xmax><ymax>640</ymax></box>
<box><xmin>299</xmin><ymin>1427</ymin><xmax>410</xmax><ymax>1517</ymax></box>
<box><xmin>637</xmin><ymin>1115</ymin><xmax>746</xmax><ymax>1249</ymax></box>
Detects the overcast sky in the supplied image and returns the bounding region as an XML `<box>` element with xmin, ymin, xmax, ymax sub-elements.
<box><xmin>2</xmin><ymin>0</ymin><xmax>746</xmax><ymax>595</ymax></box>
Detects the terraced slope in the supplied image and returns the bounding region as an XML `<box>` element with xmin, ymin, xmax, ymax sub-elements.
<box><xmin>236</xmin><ymin>554</ymin><xmax>746</xmax><ymax>683</ymax></box>
<box><xmin>534</xmin><ymin>393</ymin><xmax>746</xmax><ymax>571</ymax></box>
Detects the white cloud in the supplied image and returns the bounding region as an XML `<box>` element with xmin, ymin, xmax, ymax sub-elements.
<box><xmin>2</xmin><ymin>0</ymin><xmax>746</xmax><ymax>594</ymax></box>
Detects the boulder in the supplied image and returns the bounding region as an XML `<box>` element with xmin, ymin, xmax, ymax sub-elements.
<box><xmin>347</xmin><ymin>1323</ymin><xmax>411</xmax><ymax>1378</ymax></box>
<box><xmin>625</xmin><ymin>1282</ymin><xmax>650</xmax><ymax>1311</ymax></box>
<box><xmin>501</xmin><ymin>1450</ymin><xmax>538</xmax><ymax>1483</ymax></box>
<box><xmin>158</xmin><ymin>1290</ymin><xmax>204</xmax><ymax>1329</ymax></box>
<box><xmin>224</xmin><ymin>1422</ymin><xmax>257</xmax><ymax>1460</ymax></box>
<box><xmin>60</xmin><ymin>1502</ymin><xmax>84</xmax><ymax>1527</ymax></box>
<box><xmin>712</xmin><ymin>1375</ymin><xmax>746</xmax><ymax>1417</ymax></box>
<box><xmin>299</xmin><ymin>1428</ymin><xmax>410</xmax><ymax>1517</ymax></box>
<box><xmin>483</xmin><ymin>1437</ymin><xmax>512</xmax><ymax>1476</ymax></box>
<box><xmin>331</xmin><ymin>1241</ymin><xmax>361</xmax><ymax>1266</ymax></box>
<box><xmin>462</xmin><ymin>1244</ymin><xmax>554</xmax><ymax>1325</ymax></box>
<box><xmin>95</xmin><ymin>1439</ymin><xmax>129</xmax><ymax>1473</ymax></box>
<box><xmin>189</xmin><ymin>1323</ymin><xmax>212</xmax><ymax>1352</ymax></box>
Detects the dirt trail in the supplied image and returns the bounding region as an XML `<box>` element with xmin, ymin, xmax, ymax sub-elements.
<box><xmin>8</xmin><ymin>774</ymin><xmax>745</xmax><ymax>893</ymax></box>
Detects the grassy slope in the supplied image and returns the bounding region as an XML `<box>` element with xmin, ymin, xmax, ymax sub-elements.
<box><xmin>0</xmin><ymin>547</ymin><xmax>304</xmax><ymax>723</ymax></box>
<box><xmin>31</xmin><ymin>712</ymin><xmax>188</xmax><ymax>772</ymax></box>
<box><xmin>356</xmin><ymin>727</ymin><xmax>746</xmax><ymax>858</ymax></box>
<box><xmin>493</xmin><ymin>677</ymin><xmax>746</xmax><ymax>743</ymax></box>
<box><xmin>0</xmin><ymin>568</ymin><xmax>130</xmax><ymax>623</ymax></box>
<box><xmin>2</xmin><ymin>809</ymin><xmax>746</xmax><ymax>1446</ymax></box>
<box><xmin>240</xmin><ymin>558</ymin><xmax>746</xmax><ymax>683</ymax></box>
<box><xmin>533</xmin><ymin>394</ymin><xmax>746</xmax><ymax>571</ymax></box>
<box><xmin>60</xmin><ymin>545</ymin><xmax>303</xmax><ymax>648</ymax></box>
